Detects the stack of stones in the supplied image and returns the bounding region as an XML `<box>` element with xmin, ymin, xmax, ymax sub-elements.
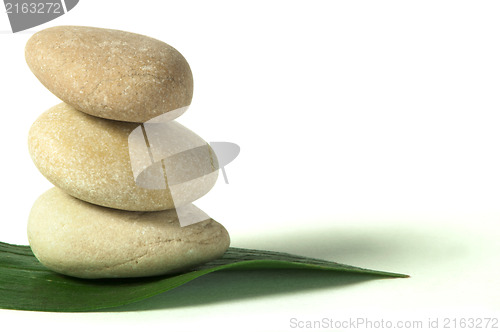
<box><xmin>25</xmin><ymin>26</ymin><xmax>230</xmax><ymax>279</ymax></box>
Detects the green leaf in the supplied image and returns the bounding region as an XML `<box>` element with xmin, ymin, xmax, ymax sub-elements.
<box><xmin>0</xmin><ymin>242</ymin><xmax>408</xmax><ymax>312</ymax></box>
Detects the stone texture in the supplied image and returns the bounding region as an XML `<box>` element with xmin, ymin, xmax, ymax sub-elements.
<box><xmin>25</xmin><ymin>25</ymin><xmax>193</xmax><ymax>123</ymax></box>
<box><xmin>28</xmin><ymin>187</ymin><xmax>230</xmax><ymax>279</ymax></box>
<box><xmin>28</xmin><ymin>103</ymin><xmax>218</xmax><ymax>211</ymax></box>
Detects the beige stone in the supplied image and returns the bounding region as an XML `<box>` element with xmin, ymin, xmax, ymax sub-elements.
<box><xmin>28</xmin><ymin>188</ymin><xmax>230</xmax><ymax>279</ymax></box>
<box><xmin>25</xmin><ymin>25</ymin><xmax>193</xmax><ymax>123</ymax></box>
<box><xmin>28</xmin><ymin>103</ymin><xmax>218</xmax><ymax>211</ymax></box>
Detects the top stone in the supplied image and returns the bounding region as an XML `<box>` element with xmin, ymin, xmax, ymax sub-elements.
<box><xmin>25</xmin><ymin>26</ymin><xmax>193</xmax><ymax>123</ymax></box>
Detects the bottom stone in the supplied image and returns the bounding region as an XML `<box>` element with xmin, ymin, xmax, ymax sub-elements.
<box><xmin>27</xmin><ymin>188</ymin><xmax>230</xmax><ymax>279</ymax></box>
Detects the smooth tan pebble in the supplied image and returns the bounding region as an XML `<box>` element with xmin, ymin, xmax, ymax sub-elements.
<box><xmin>28</xmin><ymin>103</ymin><xmax>218</xmax><ymax>211</ymax></box>
<box><xmin>25</xmin><ymin>25</ymin><xmax>193</xmax><ymax>123</ymax></box>
<box><xmin>28</xmin><ymin>187</ymin><xmax>230</xmax><ymax>279</ymax></box>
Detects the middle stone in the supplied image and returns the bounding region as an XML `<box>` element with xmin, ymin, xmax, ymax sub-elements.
<box><xmin>28</xmin><ymin>103</ymin><xmax>219</xmax><ymax>211</ymax></box>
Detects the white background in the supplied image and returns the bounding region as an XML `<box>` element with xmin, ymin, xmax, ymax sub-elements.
<box><xmin>0</xmin><ymin>1</ymin><xmax>499</xmax><ymax>331</ymax></box>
